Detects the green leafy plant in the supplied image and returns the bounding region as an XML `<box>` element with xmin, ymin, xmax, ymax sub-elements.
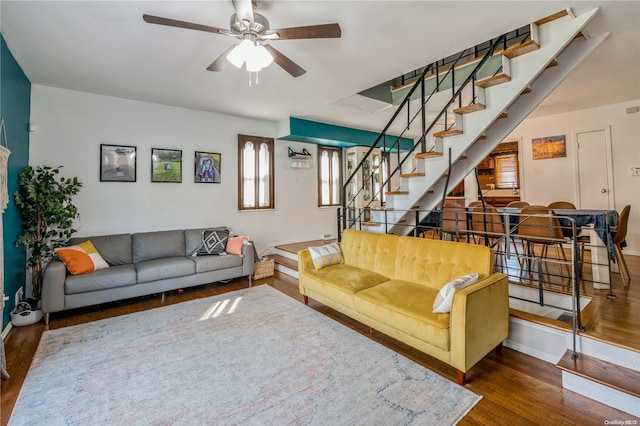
<box><xmin>14</xmin><ymin>165</ymin><xmax>83</xmax><ymax>300</ymax></box>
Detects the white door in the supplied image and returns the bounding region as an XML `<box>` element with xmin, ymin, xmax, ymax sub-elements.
<box><xmin>576</xmin><ymin>128</ymin><xmax>614</xmax><ymax>210</ymax></box>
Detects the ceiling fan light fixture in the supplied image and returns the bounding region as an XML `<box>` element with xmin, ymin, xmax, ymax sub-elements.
<box><xmin>227</xmin><ymin>39</ymin><xmax>253</xmax><ymax>68</ymax></box>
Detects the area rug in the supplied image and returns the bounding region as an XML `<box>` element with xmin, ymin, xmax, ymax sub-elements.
<box><xmin>9</xmin><ymin>285</ymin><xmax>481</xmax><ymax>425</ymax></box>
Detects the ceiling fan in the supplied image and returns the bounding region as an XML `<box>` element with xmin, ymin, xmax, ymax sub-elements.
<box><xmin>143</xmin><ymin>0</ymin><xmax>341</xmax><ymax>77</ymax></box>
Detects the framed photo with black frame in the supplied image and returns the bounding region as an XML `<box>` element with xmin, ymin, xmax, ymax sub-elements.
<box><xmin>100</xmin><ymin>144</ymin><xmax>137</xmax><ymax>182</ymax></box>
<box><xmin>194</xmin><ymin>151</ymin><xmax>221</xmax><ymax>183</ymax></box>
<box><xmin>151</xmin><ymin>148</ymin><xmax>182</xmax><ymax>183</ymax></box>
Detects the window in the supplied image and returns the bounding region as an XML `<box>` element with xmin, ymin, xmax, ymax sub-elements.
<box><xmin>238</xmin><ymin>135</ymin><xmax>274</xmax><ymax>210</ymax></box>
<box><xmin>495</xmin><ymin>153</ymin><xmax>519</xmax><ymax>189</ymax></box>
<box><xmin>317</xmin><ymin>146</ymin><xmax>342</xmax><ymax>207</ymax></box>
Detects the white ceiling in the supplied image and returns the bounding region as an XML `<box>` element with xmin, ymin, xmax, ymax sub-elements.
<box><xmin>2</xmin><ymin>1</ymin><xmax>639</xmax><ymax>135</ymax></box>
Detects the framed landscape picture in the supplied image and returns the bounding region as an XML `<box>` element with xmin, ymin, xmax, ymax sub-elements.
<box><xmin>194</xmin><ymin>151</ymin><xmax>221</xmax><ymax>183</ymax></box>
<box><xmin>151</xmin><ymin>148</ymin><xmax>182</xmax><ymax>183</ymax></box>
<box><xmin>100</xmin><ymin>144</ymin><xmax>137</xmax><ymax>182</ymax></box>
<box><xmin>532</xmin><ymin>135</ymin><xmax>567</xmax><ymax>160</ymax></box>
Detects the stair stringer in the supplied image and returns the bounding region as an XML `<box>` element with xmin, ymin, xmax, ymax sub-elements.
<box><xmin>366</xmin><ymin>7</ymin><xmax>606</xmax><ymax>234</ymax></box>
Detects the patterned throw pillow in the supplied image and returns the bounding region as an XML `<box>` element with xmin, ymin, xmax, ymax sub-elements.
<box><xmin>308</xmin><ymin>243</ymin><xmax>343</xmax><ymax>270</ymax></box>
<box><xmin>432</xmin><ymin>273</ymin><xmax>479</xmax><ymax>313</ymax></box>
<box><xmin>196</xmin><ymin>230</ymin><xmax>229</xmax><ymax>256</ymax></box>
<box><xmin>55</xmin><ymin>240</ymin><xmax>110</xmax><ymax>275</ymax></box>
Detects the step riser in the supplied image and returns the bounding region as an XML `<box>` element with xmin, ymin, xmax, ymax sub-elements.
<box><xmin>275</xmin><ymin>263</ymin><xmax>298</xmax><ymax>279</ymax></box>
<box><xmin>562</xmin><ymin>372</ymin><xmax>640</xmax><ymax>417</ymax></box>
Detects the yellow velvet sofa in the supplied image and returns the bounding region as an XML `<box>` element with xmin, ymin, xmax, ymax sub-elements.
<box><xmin>298</xmin><ymin>229</ymin><xmax>509</xmax><ymax>385</ymax></box>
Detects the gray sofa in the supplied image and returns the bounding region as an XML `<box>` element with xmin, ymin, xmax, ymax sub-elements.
<box><xmin>41</xmin><ymin>227</ymin><xmax>254</xmax><ymax>324</ymax></box>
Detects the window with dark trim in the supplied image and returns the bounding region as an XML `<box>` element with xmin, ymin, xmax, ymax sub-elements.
<box><xmin>317</xmin><ymin>146</ymin><xmax>342</xmax><ymax>207</ymax></box>
<box><xmin>495</xmin><ymin>153</ymin><xmax>519</xmax><ymax>189</ymax></box>
<box><xmin>238</xmin><ymin>134</ymin><xmax>274</xmax><ymax>210</ymax></box>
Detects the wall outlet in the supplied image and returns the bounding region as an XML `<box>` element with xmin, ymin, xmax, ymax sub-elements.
<box><xmin>15</xmin><ymin>287</ymin><xmax>23</xmax><ymax>306</ymax></box>
<box><xmin>321</xmin><ymin>233</ymin><xmax>333</xmax><ymax>240</ymax></box>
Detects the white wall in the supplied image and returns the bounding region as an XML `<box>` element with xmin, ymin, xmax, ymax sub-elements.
<box><xmin>29</xmin><ymin>86</ymin><xmax>337</xmax><ymax>255</ymax></box>
<box><xmin>507</xmin><ymin>98</ymin><xmax>640</xmax><ymax>255</ymax></box>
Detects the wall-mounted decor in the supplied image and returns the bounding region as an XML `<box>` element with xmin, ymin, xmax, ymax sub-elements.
<box><xmin>151</xmin><ymin>148</ymin><xmax>182</xmax><ymax>183</ymax></box>
<box><xmin>532</xmin><ymin>135</ymin><xmax>566</xmax><ymax>160</ymax></box>
<box><xmin>194</xmin><ymin>151</ymin><xmax>221</xmax><ymax>183</ymax></box>
<box><xmin>100</xmin><ymin>144</ymin><xmax>137</xmax><ymax>182</ymax></box>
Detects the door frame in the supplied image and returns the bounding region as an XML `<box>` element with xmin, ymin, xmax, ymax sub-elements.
<box><xmin>573</xmin><ymin>126</ymin><xmax>615</xmax><ymax>209</ymax></box>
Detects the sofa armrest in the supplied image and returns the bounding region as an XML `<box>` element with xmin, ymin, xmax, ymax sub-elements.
<box><xmin>241</xmin><ymin>241</ymin><xmax>255</xmax><ymax>276</ymax></box>
<box><xmin>449</xmin><ymin>272</ymin><xmax>509</xmax><ymax>372</ymax></box>
<box><xmin>297</xmin><ymin>249</ymin><xmax>315</xmax><ymax>275</ymax></box>
<box><xmin>41</xmin><ymin>260</ymin><xmax>68</xmax><ymax>314</ymax></box>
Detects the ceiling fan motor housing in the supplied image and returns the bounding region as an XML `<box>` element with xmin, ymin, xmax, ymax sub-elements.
<box><xmin>230</xmin><ymin>12</ymin><xmax>270</xmax><ymax>38</ymax></box>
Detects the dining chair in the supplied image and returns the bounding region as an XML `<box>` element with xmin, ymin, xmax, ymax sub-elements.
<box><xmin>506</xmin><ymin>201</ymin><xmax>530</xmax><ymax>208</ymax></box>
<box><xmin>468</xmin><ymin>200</ymin><xmax>484</xmax><ymax>208</ymax></box>
<box><xmin>517</xmin><ymin>205</ymin><xmax>570</xmax><ymax>279</ymax></box>
<box><xmin>613</xmin><ymin>205</ymin><xmax>631</xmax><ymax>287</ymax></box>
<box><xmin>548</xmin><ymin>201</ymin><xmax>577</xmax><ymax>209</ymax></box>
<box><xmin>441</xmin><ymin>204</ymin><xmax>469</xmax><ymax>242</ymax></box>
<box><xmin>471</xmin><ymin>205</ymin><xmax>521</xmax><ymax>269</ymax></box>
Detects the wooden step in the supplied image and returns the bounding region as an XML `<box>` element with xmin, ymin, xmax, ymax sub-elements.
<box><xmin>399</xmin><ymin>172</ymin><xmax>425</xmax><ymax>178</ymax></box>
<box><xmin>459</xmin><ymin>155</ymin><xmax>468</xmax><ymax>160</ymax></box>
<box><xmin>521</xmin><ymin>87</ymin><xmax>532</xmax><ymax>95</ymax></box>
<box><xmin>502</xmin><ymin>39</ymin><xmax>540</xmax><ymax>59</ymax></box>
<box><xmin>274</xmin><ymin>239</ymin><xmax>333</xmax><ymax>255</ymax></box>
<box><xmin>535</xmin><ymin>9</ymin><xmax>569</xmax><ymax>26</ymax></box>
<box><xmin>497</xmin><ymin>112</ymin><xmax>508</xmax><ymax>119</ymax></box>
<box><xmin>476</xmin><ymin>135</ymin><xmax>487</xmax><ymax>141</ymax></box>
<box><xmin>433</xmin><ymin>129</ymin><xmax>463</xmax><ymax>138</ymax></box>
<box><xmin>453</xmin><ymin>103</ymin><xmax>486</xmax><ymax>115</ymax></box>
<box><xmin>546</xmin><ymin>59</ymin><xmax>558</xmax><ymax>69</ymax></box>
<box><xmin>385</xmin><ymin>191</ymin><xmax>409</xmax><ymax>195</ymax></box>
<box><xmin>415</xmin><ymin>151</ymin><xmax>443</xmax><ymax>159</ymax></box>
<box><xmin>476</xmin><ymin>73</ymin><xmax>511</xmax><ymax>89</ymax></box>
<box><xmin>556</xmin><ymin>350</ymin><xmax>640</xmax><ymax>398</ymax></box>
<box><xmin>361</xmin><ymin>222</ymin><xmax>382</xmax><ymax>227</ymax></box>
<box><xmin>267</xmin><ymin>254</ymin><xmax>298</xmax><ymax>271</ymax></box>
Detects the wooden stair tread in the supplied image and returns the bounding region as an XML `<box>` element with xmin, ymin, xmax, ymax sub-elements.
<box><xmin>476</xmin><ymin>135</ymin><xmax>487</xmax><ymax>140</ymax></box>
<box><xmin>433</xmin><ymin>129</ymin><xmax>463</xmax><ymax>138</ymax></box>
<box><xmin>502</xmin><ymin>39</ymin><xmax>540</xmax><ymax>59</ymax></box>
<box><xmin>267</xmin><ymin>254</ymin><xmax>298</xmax><ymax>271</ymax></box>
<box><xmin>535</xmin><ymin>9</ymin><xmax>569</xmax><ymax>26</ymax></box>
<box><xmin>497</xmin><ymin>112</ymin><xmax>508</xmax><ymax>119</ymax></box>
<box><xmin>546</xmin><ymin>59</ymin><xmax>558</xmax><ymax>69</ymax></box>
<box><xmin>415</xmin><ymin>151</ymin><xmax>443</xmax><ymax>159</ymax></box>
<box><xmin>399</xmin><ymin>173</ymin><xmax>425</xmax><ymax>178</ymax></box>
<box><xmin>453</xmin><ymin>103</ymin><xmax>486</xmax><ymax>115</ymax></box>
<box><xmin>476</xmin><ymin>73</ymin><xmax>511</xmax><ymax>89</ymax></box>
<box><xmin>459</xmin><ymin>155</ymin><xmax>468</xmax><ymax>160</ymax></box>
<box><xmin>274</xmin><ymin>239</ymin><xmax>333</xmax><ymax>255</ymax></box>
<box><xmin>556</xmin><ymin>350</ymin><xmax>640</xmax><ymax>398</ymax></box>
<box><xmin>385</xmin><ymin>191</ymin><xmax>409</xmax><ymax>195</ymax></box>
<box><xmin>361</xmin><ymin>222</ymin><xmax>381</xmax><ymax>227</ymax></box>
<box><xmin>521</xmin><ymin>87</ymin><xmax>532</xmax><ymax>95</ymax></box>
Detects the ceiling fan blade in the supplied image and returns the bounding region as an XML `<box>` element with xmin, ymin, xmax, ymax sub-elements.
<box><xmin>263</xmin><ymin>44</ymin><xmax>306</xmax><ymax>77</ymax></box>
<box><xmin>143</xmin><ymin>14</ymin><xmax>229</xmax><ymax>35</ymax></box>
<box><xmin>206</xmin><ymin>45</ymin><xmax>237</xmax><ymax>72</ymax></box>
<box><xmin>266</xmin><ymin>23</ymin><xmax>341</xmax><ymax>40</ymax></box>
<box><xmin>232</xmin><ymin>0</ymin><xmax>254</xmax><ymax>23</ymax></box>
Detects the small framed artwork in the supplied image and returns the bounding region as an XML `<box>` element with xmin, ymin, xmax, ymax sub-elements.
<box><xmin>100</xmin><ymin>144</ymin><xmax>137</xmax><ymax>182</ymax></box>
<box><xmin>532</xmin><ymin>135</ymin><xmax>567</xmax><ymax>160</ymax></box>
<box><xmin>151</xmin><ymin>148</ymin><xmax>182</xmax><ymax>183</ymax></box>
<box><xmin>194</xmin><ymin>151</ymin><xmax>221</xmax><ymax>183</ymax></box>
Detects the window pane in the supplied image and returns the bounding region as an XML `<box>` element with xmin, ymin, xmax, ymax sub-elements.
<box><xmin>495</xmin><ymin>154</ymin><xmax>518</xmax><ymax>189</ymax></box>
<box><xmin>330</xmin><ymin>151</ymin><xmax>340</xmax><ymax>204</ymax></box>
<box><xmin>320</xmin><ymin>151</ymin><xmax>330</xmax><ymax>204</ymax></box>
<box><xmin>243</xmin><ymin>142</ymin><xmax>255</xmax><ymax>207</ymax></box>
<box><xmin>258</xmin><ymin>143</ymin><xmax>270</xmax><ymax>207</ymax></box>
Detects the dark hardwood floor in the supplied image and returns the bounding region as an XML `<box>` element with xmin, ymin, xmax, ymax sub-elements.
<box><xmin>2</xmin><ymin>253</ymin><xmax>638</xmax><ymax>425</ymax></box>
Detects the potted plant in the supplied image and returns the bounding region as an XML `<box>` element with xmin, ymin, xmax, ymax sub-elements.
<box><xmin>13</xmin><ymin>165</ymin><xmax>82</xmax><ymax>323</ymax></box>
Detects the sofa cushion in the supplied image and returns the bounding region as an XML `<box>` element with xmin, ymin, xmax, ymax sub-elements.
<box><xmin>185</xmin><ymin>227</ymin><xmax>229</xmax><ymax>256</ymax></box>
<box><xmin>191</xmin><ymin>254</ymin><xmax>243</xmax><ymax>273</ymax></box>
<box><xmin>69</xmin><ymin>233</ymin><xmax>132</xmax><ymax>265</ymax></box>
<box><xmin>340</xmin><ymin>229</ymin><xmax>398</xmax><ymax>279</ymax></box>
<box><xmin>300</xmin><ymin>264</ymin><xmax>389</xmax><ymax>310</ymax></box>
<box><xmin>65</xmin><ymin>264</ymin><xmax>137</xmax><ymax>295</ymax></box>
<box><xmin>355</xmin><ymin>280</ymin><xmax>450</xmax><ymax>351</ymax></box>
<box><xmin>132</xmin><ymin>230</ymin><xmax>186</xmax><ymax>263</ymax></box>
<box><xmin>393</xmin><ymin>236</ymin><xmax>493</xmax><ymax>291</ymax></box>
<box><xmin>135</xmin><ymin>257</ymin><xmax>196</xmax><ymax>283</ymax></box>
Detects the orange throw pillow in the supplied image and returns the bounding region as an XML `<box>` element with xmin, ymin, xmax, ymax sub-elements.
<box><xmin>55</xmin><ymin>240</ymin><xmax>110</xmax><ymax>275</ymax></box>
<box><xmin>226</xmin><ymin>236</ymin><xmax>249</xmax><ymax>257</ymax></box>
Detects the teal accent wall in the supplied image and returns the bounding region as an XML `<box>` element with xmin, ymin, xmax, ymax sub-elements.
<box><xmin>1</xmin><ymin>35</ymin><xmax>31</xmax><ymax>330</ymax></box>
<box><xmin>281</xmin><ymin>118</ymin><xmax>415</xmax><ymax>151</ymax></box>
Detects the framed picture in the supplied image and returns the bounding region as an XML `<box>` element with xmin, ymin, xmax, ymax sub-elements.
<box><xmin>151</xmin><ymin>148</ymin><xmax>182</xmax><ymax>183</ymax></box>
<box><xmin>100</xmin><ymin>144</ymin><xmax>137</xmax><ymax>182</ymax></box>
<box><xmin>532</xmin><ymin>135</ymin><xmax>567</xmax><ymax>160</ymax></box>
<box><xmin>194</xmin><ymin>151</ymin><xmax>221</xmax><ymax>183</ymax></box>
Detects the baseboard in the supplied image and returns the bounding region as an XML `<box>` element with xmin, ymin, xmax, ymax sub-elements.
<box><xmin>2</xmin><ymin>322</ymin><xmax>13</xmax><ymax>340</ymax></box>
<box><xmin>562</xmin><ymin>371</ymin><xmax>640</xmax><ymax>417</ymax></box>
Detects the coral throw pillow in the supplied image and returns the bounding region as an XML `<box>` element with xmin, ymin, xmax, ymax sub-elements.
<box><xmin>55</xmin><ymin>240</ymin><xmax>110</xmax><ymax>275</ymax></box>
<box><xmin>226</xmin><ymin>236</ymin><xmax>249</xmax><ymax>257</ymax></box>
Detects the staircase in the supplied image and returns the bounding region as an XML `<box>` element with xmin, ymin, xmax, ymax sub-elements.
<box><xmin>344</xmin><ymin>7</ymin><xmax>608</xmax><ymax>235</ymax></box>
